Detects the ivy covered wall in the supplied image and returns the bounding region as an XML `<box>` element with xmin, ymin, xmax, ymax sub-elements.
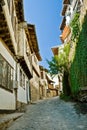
<box><xmin>70</xmin><ymin>12</ymin><xmax>87</xmax><ymax>97</ymax></box>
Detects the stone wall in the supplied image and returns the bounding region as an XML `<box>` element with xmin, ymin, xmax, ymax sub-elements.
<box><xmin>30</xmin><ymin>71</ymin><xmax>40</xmax><ymax>102</ymax></box>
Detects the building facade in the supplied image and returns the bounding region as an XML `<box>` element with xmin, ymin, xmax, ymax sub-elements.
<box><xmin>60</xmin><ymin>0</ymin><xmax>87</xmax><ymax>100</ymax></box>
<box><xmin>28</xmin><ymin>24</ymin><xmax>42</xmax><ymax>102</ymax></box>
<box><xmin>51</xmin><ymin>45</ymin><xmax>64</xmax><ymax>95</ymax></box>
<box><xmin>0</xmin><ymin>0</ymin><xmax>42</xmax><ymax>111</ymax></box>
<box><xmin>39</xmin><ymin>66</ymin><xmax>48</xmax><ymax>99</ymax></box>
<box><xmin>0</xmin><ymin>0</ymin><xmax>21</xmax><ymax>110</ymax></box>
<box><xmin>60</xmin><ymin>0</ymin><xmax>83</xmax><ymax>44</ymax></box>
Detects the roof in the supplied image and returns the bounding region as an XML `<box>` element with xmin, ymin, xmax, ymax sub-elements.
<box><xmin>60</xmin><ymin>25</ymin><xmax>71</xmax><ymax>42</ymax></box>
<box><xmin>60</xmin><ymin>17</ymin><xmax>66</xmax><ymax>30</ymax></box>
<box><xmin>51</xmin><ymin>46</ymin><xmax>59</xmax><ymax>56</ymax></box>
<box><xmin>62</xmin><ymin>5</ymin><xmax>68</xmax><ymax>16</ymax></box>
<box><xmin>46</xmin><ymin>74</ymin><xmax>55</xmax><ymax>83</ymax></box>
<box><xmin>63</xmin><ymin>0</ymin><xmax>70</xmax><ymax>4</ymax></box>
<box><xmin>28</xmin><ymin>24</ymin><xmax>42</xmax><ymax>61</ymax></box>
<box><xmin>39</xmin><ymin>65</ymin><xmax>48</xmax><ymax>72</ymax></box>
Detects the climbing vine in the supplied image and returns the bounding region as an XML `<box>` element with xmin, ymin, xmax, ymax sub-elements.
<box><xmin>70</xmin><ymin>13</ymin><xmax>80</xmax><ymax>41</ymax></box>
<box><xmin>70</xmin><ymin>12</ymin><xmax>87</xmax><ymax>97</ymax></box>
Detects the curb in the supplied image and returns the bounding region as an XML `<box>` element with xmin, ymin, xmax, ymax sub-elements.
<box><xmin>0</xmin><ymin>113</ymin><xmax>24</xmax><ymax>130</ymax></box>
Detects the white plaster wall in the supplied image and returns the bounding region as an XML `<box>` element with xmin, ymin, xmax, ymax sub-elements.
<box><xmin>0</xmin><ymin>40</ymin><xmax>15</xmax><ymax>68</ymax></box>
<box><xmin>0</xmin><ymin>88</ymin><xmax>15</xmax><ymax>110</ymax></box>
<box><xmin>26</xmin><ymin>79</ymin><xmax>30</xmax><ymax>102</ymax></box>
<box><xmin>0</xmin><ymin>40</ymin><xmax>16</xmax><ymax>110</ymax></box>
<box><xmin>17</xmin><ymin>86</ymin><xmax>27</xmax><ymax>104</ymax></box>
<box><xmin>17</xmin><ymin>64</ymin><xmax>29</xmax><ymax>104</ymax></box>
<box><xmin>53</xmin><ymin>75</ymin><xmax>59</xmax><ymax>88</ymax></box>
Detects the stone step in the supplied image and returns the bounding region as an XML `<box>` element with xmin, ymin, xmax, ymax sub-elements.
<box><xmin>0</xmin><ymin>113</ymin><xmax>24</xmax><ymax>130</ymax></box>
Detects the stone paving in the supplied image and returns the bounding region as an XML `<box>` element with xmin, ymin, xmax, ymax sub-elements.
<box><xmin>7</xmin><ymin>97</ymin><xmax>87</xmax><ymax>130</ymax></box>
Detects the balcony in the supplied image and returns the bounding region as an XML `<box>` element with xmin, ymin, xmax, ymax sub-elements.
<box><xmin>60</xmin><ymin>25</ymin><xmax>71</xmax><ymax>43</ymax></box>
<box><xmin>0</xmin><ymin>0</ymin><xmax>17</xmax><ymax>54</ymax></box>
<box><xmin>32</xmin><ymin>55</ymin><xmax>40</xmax><ymax>77</ymax></box>
<box><xmin>17</xmin><ymin>22</ymin><xmax>33</xmax><ymax>79</ymax></box>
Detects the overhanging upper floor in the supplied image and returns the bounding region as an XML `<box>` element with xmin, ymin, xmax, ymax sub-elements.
<box><xmin>0</xmin><ymin>2</ymin><xmax>16</xmax><ymax>54</ymax></box>
<box><xmin>28</xmin><ymin>24</ymin><xmax>42</xmax><ymax>61</ymax></box>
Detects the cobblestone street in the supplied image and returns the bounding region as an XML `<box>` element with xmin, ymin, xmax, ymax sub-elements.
<box><xmin>7</xmin><ymin>97</ymin><xmax>87</xmax><ymax>130</ymax></box>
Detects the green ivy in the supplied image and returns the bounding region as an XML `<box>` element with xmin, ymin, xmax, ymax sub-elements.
<box><xmin>70</xmin><ymin>13</ymin><xmax>80</xmax><ymax>41</ymax></box>
<box><xmin>70</xmin><ymin>12</ymin><xmax>87</xmax><ymax>97</ymax></box>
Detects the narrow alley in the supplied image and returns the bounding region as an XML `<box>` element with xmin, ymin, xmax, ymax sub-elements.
<box><xmin>7</xmin><ymin>97</ymin><xmax>87</xmax><ymax>130</ymax></box>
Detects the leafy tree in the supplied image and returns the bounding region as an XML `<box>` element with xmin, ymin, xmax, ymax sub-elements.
<box><xmin>47</xmin><ymin>43</ymin><xmax>70</xmax><ymax>74</ymax></box>
<box><xmin>47</xmin><ymin>43</ymin><xmax>71</xmax><ymax>96</ymax></box>
<box><xmin>46</xmin><ymin>56</ymin><xmax>59</xmax><ymax>75</ymax></box>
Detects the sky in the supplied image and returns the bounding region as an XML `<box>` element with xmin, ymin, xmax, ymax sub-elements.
<box><xmin>23</xmin><ymin>0</ymin><xmax>62</xmax><ymax>69</ymax></box>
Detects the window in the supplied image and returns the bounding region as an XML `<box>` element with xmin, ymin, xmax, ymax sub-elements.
<box><xmin>0</xmin><ymin>54</ymin><xmax>13</xmax><ymax>90</ymax></box>
<box><xmin>41</xmin><ymin>71</ymin><xmax>43</xmax><ymax>79</ymax></box>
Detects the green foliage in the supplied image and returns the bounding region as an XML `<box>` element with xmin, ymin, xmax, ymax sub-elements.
<box><xmin>63</xmin><ymin>71</ymin><xmax>71</xmax><ymax>96</ymax></box>
<box><xmin>47</xmin><ymin>43</ymin><xmax>70</xmax><ymax>75</ymax></box>
<box><xmin>46</xmin><ymin>56</ymin><xmax>59</xmax><ymax>74</ymax></box>
<box><xmin>70</xmin><ymin>13</ymin><xmax>80</xmax><ymax>41</ymax></box>
<box><xmin>63</xmin><ymin>43</ymin><xmax>70</xmax><ymax>56</ymax></box>
<box><xmin>47</xmin><ymin>44</ymin><xmax>71</xmax><ymax>98</ymax></box>
<box><xmin>70</xmin><ymin>12</ymin><xmax>87</xmax><ymax>97</ymax></box>
<box><xmin>60</xmin><ymin>93</ymin><xmax>72</xmax><ymax>102</ymax></box>
<box><xmin>63</xmin><ymin>43</ymin><xmax>70</xmax><ymax>71</ymax></box>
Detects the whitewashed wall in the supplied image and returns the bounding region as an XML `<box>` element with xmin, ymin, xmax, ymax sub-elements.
<box><xmin>0</xmin><ymin>39</ymin><xmax>14</xmax><ymax>67</ymax></box>
<box><xmin>17</xmin><ymin>86</ymin><xmax>28</xmax><ymax>104</ymax></box>
<box><xmin>0</xmin><ymin>88</ymin><xmax>16</xmax><ymax>110</ymax></box>
<box><xmin>53</xmin><ymin>75</ymin><xmax>59</xmax><ymax>88</ymax></box>
<box><xmin>0</xmin><ymin>40</ymin><xmax>16</xmax><ymax>110</ymax></box>
<box><xmin>17</xmin><ymin>64</ymin><xmax>30</xmax><ymax>104</ymax></box>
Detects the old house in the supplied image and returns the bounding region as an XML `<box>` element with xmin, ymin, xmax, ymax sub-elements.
<box><xmin>0</xmin><ymin>0</ymin><xmax>42</xmax><ymax>111</ymax></box>
<box><xmin>51</xmin><ymin>45</ymin><xmax>64</xmax><ymax>95</ymax></box>
<box><xmin>16</xmin><ymin>21</ymin><xmax>33</xmax><ymax>110</ymax></box>
<box><xmin>60</xmin><ymin>0</ymin><xmax>87</xmax><ymax>100</ymax></box>
<box><xmin>0</xmin><ymin>0</ymin><xmax>19</xmax><ymax>110</ymax></box>
<box><xmin>46</xmin><ymin>73</ymin><xmax>58</xmax><ymax>98</ymax></box>
<box><xmin>60</xmin><ymin>0</ymin><xmax>83</xmax><ymax>44</ymax></box>
<box><xmin>28</xmin><ymin>24</ymin><xmax>42</xmax><ymax>102</ymax></box>
<box><xmin>39</xmin><ymin>66</ymin><xmax>48</xmax><ymax>99</ymax></box>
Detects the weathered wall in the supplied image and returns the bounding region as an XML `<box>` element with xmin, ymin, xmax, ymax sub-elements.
<box><xmin>0</xmin><ymin>88</ymin><xmax>16</xmax><ymax>110</ymax></box>
<box><xmin>0</xmin><ymin>39</ymin><xmax>15</xmax><ymax>68</ymax></box>
<box><xmin>30</xmin><ymin>71</ymin><xmax>40</xmax><ymax>102</ymax></box>
<box><xmin>70</xmin><ymin>0</ymin><xmax>87</xmax><ymax>96</ymax></box>
<box><xmin>39</xmin><ymin>81</ymin><xmax>47</xmax><ymax>99</ymax></box>
<box><xmin>0</xmin><ymin>39</ymin><xmax>16</xmax><ymax>110</ymax></box>
<box><xmin>17</xmin><ymin>64</ymin><xmax>30</xmax><ymax>104</ymax></box>
<box><xmin>17</xmin><ymin>86</ymin><xmax>28</xmax><ymax>104</ymax></box>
